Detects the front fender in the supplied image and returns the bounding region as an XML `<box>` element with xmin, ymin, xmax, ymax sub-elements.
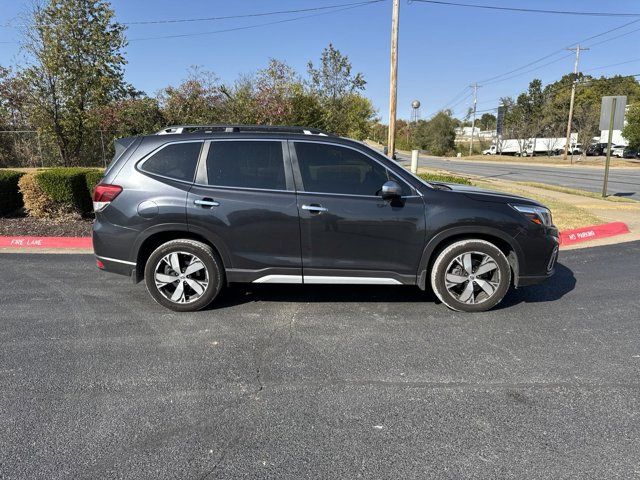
<box><xmin>416</xmin><ymin>225</ymin><xmax>524</xmax><ymax>290</ymax></box>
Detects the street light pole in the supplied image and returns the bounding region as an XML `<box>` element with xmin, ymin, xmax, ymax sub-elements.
<box><xmin>387</xmin><ymin>0</ymin><xmax>400</xmax><ymax>159</ymax></box>
<box><xmin>563</xmin><ymin>44</ymin><xmax>588</xmax><ymax>161</ymax></box>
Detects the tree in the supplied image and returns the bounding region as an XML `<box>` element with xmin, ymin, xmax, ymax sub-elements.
<box><xmin>307</xmin><ymin>43</ymin><xmax>365</xmax><ymax>100</ymax></box>
<box><xmin>477</xmin><ymin>113</ymin><xmax>496</xmax><ymax>131</ymax></box>
<box><xmin>307</xmin><ymin>44</ymin><xmax>373</xmax><ymax>137</ymax></box>
<box><xmin>623</xmin><ymin>102</ymin><xmax>640</xmax><ymax>149</ymax></box>
<box><xmin>0</xmin><ymin>66</ymin><xmax>28</xmax><ymax>127</ymax></box>
<box><xmin>157</xmin><ymin>67</ymin><xmax>225</xmax><ymax>125</ymax></box>
<box><xmin>412</xmin><ymin>110</ymin><xmax>456</xmax><ymax>156</ymax></box>
<box><xmin>253</xmin><ymin>59</ymin><xmax>299</xmax><ymax>125</ymax></box>
<box><xmin>93</xmin><ymin>96</ymin><xmax>165</xmax><ymax>137</ymax></box>
<box><xmin>22</xmin><ymin>0</ymin><xmax>128</xmax><ymax>165</ymax></box>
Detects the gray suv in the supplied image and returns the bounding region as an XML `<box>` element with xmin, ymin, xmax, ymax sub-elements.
<box><xmin>93</xmin><ymin>125</ymin><xmax>558</xmax><ymax>313</ymax></box>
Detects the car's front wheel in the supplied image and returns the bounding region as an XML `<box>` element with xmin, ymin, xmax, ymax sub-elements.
<box><xmin>144</xmin><ymin>239</ymin><xmax>223</xmax><ymax>312</ymax></box>
<box><xmin>430</xmin><ymin>239</ymin><xmax>511</xmax><ymax>312</ymax></box>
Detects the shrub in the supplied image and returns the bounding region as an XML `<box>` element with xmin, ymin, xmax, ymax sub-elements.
<box><xmin>0</xmin><ymin>170</ymin><xmax>25</xmax><ymax>216</ymax></box>
<box><xmin>418</xmin><ymin>172</ymin><xmax>473</xmax><ymax>186</ymax></box>
<box><xmin>19</xmin><ymin>172</ymin><xmax>54</xmax><ymax>218</ymax></box>
<box><xmin>36</xmin><ymin>168</ymin><xmax>94</xmax><ymax>214</ymax></box>
<box><xmin>19</xmin><ymin>168</ymin><xmax>104</xmax><ymax>218</ymax></box>
<box><xmin>84</xmin><ymin>169</ymin><xmax>104</xmax><ymax>195</ymax></box>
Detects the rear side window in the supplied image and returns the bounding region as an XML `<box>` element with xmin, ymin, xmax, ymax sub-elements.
<box><xmin>141</xmin><ymin>142</ymin><xmax>202</xmax><ymax>182</ymax></box>
<box><xmin>206</xmin><ymin>141</ymin><xmax>286</xmax><ymax>190</ymax></box>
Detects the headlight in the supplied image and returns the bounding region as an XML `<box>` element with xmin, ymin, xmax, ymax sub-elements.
<box><xmin>510</xmin><ymin>204</ymin><xmax>553</xmax><ymax>226</ymax></box>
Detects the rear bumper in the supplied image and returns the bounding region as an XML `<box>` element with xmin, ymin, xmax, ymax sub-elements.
<box><xmin>93</xmin><ymin>217</ymin><xmax>138</xmax><ymax>277</ymax></box>
<box><xmin>95</xmin><ymin>254</ymin><xmax>136</xmax><ymax>277</ymax></box>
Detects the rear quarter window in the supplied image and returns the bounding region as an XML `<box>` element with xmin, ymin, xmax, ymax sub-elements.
<box><xmin>140</xmin><ymin>141</ymin><xmax>203</xmax><ymax>182</ymax></box>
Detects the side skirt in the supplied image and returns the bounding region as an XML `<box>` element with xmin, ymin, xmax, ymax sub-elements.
<box><xmin>226</xmin><ymin>268</ymin><xmax>415</xmax><ymax>285</ymax></box>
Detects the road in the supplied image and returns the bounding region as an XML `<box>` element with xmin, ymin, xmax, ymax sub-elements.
<box><xmin>395</xmin><ymin>153</ymin><xmax>640</xmax><ymax>199</ymax></box>
<box><xmin>2</xmin><ymin>244</ymin><xmax>640</xmax><ymax>479</ymax></box>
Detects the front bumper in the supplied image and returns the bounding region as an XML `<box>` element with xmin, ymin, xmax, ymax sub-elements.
<box><xmin>514</xmin><ymin>228</ymin><xmax>559</xmax><ymax>287</ymax></box>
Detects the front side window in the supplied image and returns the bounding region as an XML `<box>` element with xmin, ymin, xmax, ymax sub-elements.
<box><xmin>294</xmin><ymin>142</ymin><xmax>409</xmax><ymax>196</ymax></box>
<box><xmin>206</xmin><ymin>141</ymin><xmax>286</xmax><ymax>190</ymax></box>
<box><xmin>141</xmin><ymin>142</ymin><xmax>202</xmax><ymax>182</ymax></box>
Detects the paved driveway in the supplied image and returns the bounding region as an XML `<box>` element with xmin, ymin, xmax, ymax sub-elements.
<box><xmin>1</xmin><ymin>243</ymin><xmax>639</xmax><ymax>479</ymax></box>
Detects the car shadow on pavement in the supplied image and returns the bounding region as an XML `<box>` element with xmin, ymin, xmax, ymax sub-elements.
<box><xmin>206</xmin><ymin>262</ymin><xmax>575</xmax><ymax>311</ymax></box>
<box><xmin>208</xmin><ymin>283</ymin><xmax>436</xmax><ymax>310</ymax></box>
<box><xmin>496</xmin><ymin>262</ymin><xmax>576</xmax><ymax>309</ymax></box>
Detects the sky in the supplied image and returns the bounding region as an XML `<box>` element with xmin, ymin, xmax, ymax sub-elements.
<box><xmin>1</xmin><ymin>0</ymin><xmax>639</xmax><ymax>122</ymax></box>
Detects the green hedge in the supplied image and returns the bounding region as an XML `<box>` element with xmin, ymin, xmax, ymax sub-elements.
<box><xmin>84</xmin><ymin>169</ymin><xmax>104</xmax><ymax>194</ymax></box>
<box><xmin>418</xmin><ymin>172</ymin><xmax>473</xmax><ymax>186</ymax></box>
<box><xmin>0</xmin><ymin>170</ymin><xmax>25</xmax><ymax>215</ymax></box>
<box><xmin>32</xmin><ymin>168</ymin><xmax>104</xmax><ymax>216</ymax></box>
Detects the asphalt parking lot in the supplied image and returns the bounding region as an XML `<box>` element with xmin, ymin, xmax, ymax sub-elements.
<box><xmin>1</xmin><ymin>242</ymin><xmax>640</xmax><ymax>479</ymax></box>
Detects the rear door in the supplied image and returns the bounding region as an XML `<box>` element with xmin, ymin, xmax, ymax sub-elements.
<box><xmin>290</xmin><ymin>140</ymin><xmax>426</xmax><ymax>284</ymax></box>
<box><xmin>187</xmin><ymin>139</ymin><xmax>302</xmax><ymax>283</ymax></box>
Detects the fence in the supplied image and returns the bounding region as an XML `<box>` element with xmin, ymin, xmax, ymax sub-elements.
<box><xmin>0</xmin><ymin>130</ymin><xmax>125</xmax><ymax>168</ymax></box>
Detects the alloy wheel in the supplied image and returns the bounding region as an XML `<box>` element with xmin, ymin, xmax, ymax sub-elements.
<box><xmin>154</xmin><ymin>251</ymin><xmax>209</xmax><ymax>304</ymax></box>
<box><xmin>443</xmin><ymin>251</ymin><xmax>501</xmax><ymax>305</ymax></box>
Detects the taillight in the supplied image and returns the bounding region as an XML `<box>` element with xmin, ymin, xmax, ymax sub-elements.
<box><xmin>93</xmin><ymin>184</ymin><xmax>122</xmax><ymax>212</ymax></box>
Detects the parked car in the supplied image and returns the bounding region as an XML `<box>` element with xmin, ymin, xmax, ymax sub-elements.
<box><xmin>93</xmin><ymin>125</ymin><xmax>559</xmax><ymax>313</ymax></box>
<box><xmin>610</xmin><ymin>145</ymin><xmax>627</xmax><ymax>158</ymax></box>
<box><xmin>621</xmin><ymin>147</ymin><xmax>640</xmax><ymax>159</ymax></box>
<box><xmin>585</xmin><ymin>143</ymin><xmax>606</xmax><ymax>156</ymax></box>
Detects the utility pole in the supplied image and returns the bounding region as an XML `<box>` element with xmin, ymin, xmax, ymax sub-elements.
<box><xmin>387</xmin><ymin>0</ymin><xmax>400</xmax><ymax>159</ymax></box>
<box><xmin>469</xmin><ymin>83</ymin><xmax>480</xmax><ymax>155</ymax></box>
<box><xmin>563</xmin><ymin>44</ymin><xmax>589</xmax><ymax>161</ymax></box>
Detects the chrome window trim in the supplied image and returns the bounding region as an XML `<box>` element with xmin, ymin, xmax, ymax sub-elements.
<box><xmin>298</xmin><ymin>191</ymin><xmax>421</xmax><ymax>199</ymax></box>
<box><xmin>290</xmin><ymin>139</ymin><xmax>417</xmax><ymax>197</ymax></box>
<box><xmin>191</xmin><ymin>183</ymin><xmax>296</xmax><ymax>194</ymax></box>
<box><xmin>136</xmin><ymin>139</ymin><xmax>205</xmax><ymax>184</ymax></box>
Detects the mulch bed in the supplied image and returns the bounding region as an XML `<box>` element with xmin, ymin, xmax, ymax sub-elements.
<box><xmin>0</xmin><ymin>215</ymin><xmax>93</xmax><ymax>237</ymax></box>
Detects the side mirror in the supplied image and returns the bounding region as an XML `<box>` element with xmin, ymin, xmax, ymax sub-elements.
<box><xmin>380</xmin><ymin>180</ymin><xmax>402</xmax><ymax>200</ymax></box>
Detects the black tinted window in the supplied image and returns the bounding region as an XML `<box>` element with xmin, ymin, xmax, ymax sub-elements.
<box><xmin>295</xmin><ymin>142</ymin><xmax>407</xmax><ymax>196</ymax></box>
<box><xmin>207</xmin><ymin>141</ymin><xmax>286</xmax><ymax>190</ymax></box>
<box><xmin>141</xmin><ymin>142</ymin><xmax>202</xmax><ymax>182</ymax></box>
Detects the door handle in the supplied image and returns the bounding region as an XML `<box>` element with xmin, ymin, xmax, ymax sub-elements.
<box><xmin>301</xmin><ymin>204</ymin><xmax>328</xmax><ymax>214</ymax></box>
<box><xmin>194</xmin><ymin>198</ymin><xmax>220</xmax><ymax>207</ymax></box>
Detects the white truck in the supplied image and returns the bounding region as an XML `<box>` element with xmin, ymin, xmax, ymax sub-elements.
<box><xmin>483</xmin><ymin>134</ymin><xmax>579</xmax><ymax>156</ymax></box>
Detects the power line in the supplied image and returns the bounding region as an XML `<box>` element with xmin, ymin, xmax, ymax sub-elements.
<box><xmin>0</xmin><ymin>1</ymin><xmax>384</xmax><ymax>28</ymax></box>
<box><xmin>128</xmin><ymin>2</ymin><xmax>384</xmax><ymax>42</ymax></box>
<box><xmin>437</xmin><ymin>17</ymin><xmax>640</xmax><ymax>113</ymax></box>
<box><xmin>584</xmin><ymin>57</ymin><xmax>640</xmax><ymax>73</ymax></box>
<box><xmin>409</xmin><ymin>1</ymin><xmax>640</xmax><ymax>17</ymax></box>
<box><xmin>477</xmin><ymin>18</ymin><xmax>640</xmax><ymax>85</ymax></box>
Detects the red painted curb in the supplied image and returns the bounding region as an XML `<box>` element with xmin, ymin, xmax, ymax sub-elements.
<box><xmin>559</xmin><ymin>222</ymin><xmax>630</xmax><ymax>246</ymax></box>
<box><xmin>0</xmin><ymin>236</ymin><xmax>93</xmax><ymax>249</ymax></box>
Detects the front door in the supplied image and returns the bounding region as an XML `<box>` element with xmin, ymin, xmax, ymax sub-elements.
<box><xmin>290</xmin><ymin>141</ymin><xmax>426</xmax><ymax>284</ymax></box>
<box><xmin>187</xmin><ymin>139</ymin><xmax>302</xmax><ymax>283</ymax></box>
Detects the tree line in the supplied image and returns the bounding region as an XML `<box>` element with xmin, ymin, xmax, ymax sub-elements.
<box><xmin>2</xmin><ymin>0</ymin><xmax>640</xmax><ymax>168</ymax></box>
<box><xmin>0</xmin><ymin>0</ymin><xmax>375</xmax><ymax>167</ymax></box>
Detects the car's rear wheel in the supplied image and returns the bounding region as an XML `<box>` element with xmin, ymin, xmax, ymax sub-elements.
<box><xmin>430</xmin><ymin>239</ymin><xmax>511</xmax><ymax>313</ymax></box>
<box><xmin>144</xmin><ymin>239</ymin><xmax>223</xmax><ymax>312</ymax></box>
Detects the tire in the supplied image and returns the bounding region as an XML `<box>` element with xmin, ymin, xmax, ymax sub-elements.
<box><xmin>430</xmin><ymin>239</ymin><xmax>511</xmax><ymax>313</ymax></box>
<box><xmin>144</xmin><ymin>239</ymin><xmax>224</xmax><ymax>312</ymax></box>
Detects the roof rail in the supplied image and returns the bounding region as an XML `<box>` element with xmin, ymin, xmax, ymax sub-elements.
<box><xmin>156</xmin><ymin>125</ymin><xmax>332</xmax><ymax>136</ymax></box>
